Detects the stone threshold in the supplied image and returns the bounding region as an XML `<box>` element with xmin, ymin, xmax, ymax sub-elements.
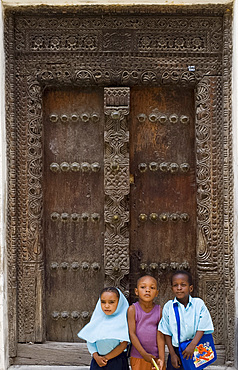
<box><xmin>12</xmin><ymin>343</ymin><xmax>226</xmax><ymax>367</ymax></box>
<box><xmin>8</xmin><ymin>367</ymin><xmax>236</xmax><ymax>370</ymax></box>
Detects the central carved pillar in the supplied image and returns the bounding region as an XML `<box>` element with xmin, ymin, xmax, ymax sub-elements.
<box><xmin>104</xmin><ymin>87</ymin><xmax>130</xmax><ymax>296</ymax></box>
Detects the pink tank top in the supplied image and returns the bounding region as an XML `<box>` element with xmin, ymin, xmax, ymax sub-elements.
<box><xmin>130</xmin><ymin>302</ymin><xmax>161</xmax><ymax>358</ymax></box>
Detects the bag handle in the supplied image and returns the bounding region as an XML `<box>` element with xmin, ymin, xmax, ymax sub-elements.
<box><xmin>173</xmin><ymin>303</ymin><xmax>181</xmax><ymax>345</ymax></box>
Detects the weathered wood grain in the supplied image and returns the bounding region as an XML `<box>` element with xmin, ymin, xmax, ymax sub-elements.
<box><xmin>43</xmin><ymin>87</ymin><xmax>104</xmax><ymax>341</ymax></box>
<box><xmin>13</xmin><ymin>343</ymin><xmax>91</xmax><ymax>366</ymax></box>
<box><xmin>129</xmin><ymin>86</ymin><xmax>197</xmax><ymax>305</ymax></box>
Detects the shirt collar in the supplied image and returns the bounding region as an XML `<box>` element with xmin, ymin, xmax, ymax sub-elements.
<box><xmin>173</xmin><ymin>295</ymin><xmax>193</xmax><ymax>307</ymax></box>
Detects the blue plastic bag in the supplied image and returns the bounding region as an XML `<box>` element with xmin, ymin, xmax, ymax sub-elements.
<box><xmin>173</xmin><ymin>303</ymin><xmax>217</xmax><ymax>370</ymax></box>
<box><xmin>179</xmin><ymin>333</ymin><xmax>217</xmax><ymax>369</ymax></box>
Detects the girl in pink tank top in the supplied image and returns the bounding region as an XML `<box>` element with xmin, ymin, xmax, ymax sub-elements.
<box><xmin>128</xmin><ymin>275</ymin><xmax>165</xmax><ymax>370</ymax></box>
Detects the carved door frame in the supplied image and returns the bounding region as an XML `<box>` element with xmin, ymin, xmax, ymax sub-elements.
<box><xmin>5</xmin><ymin>4</ymin><xmax>235</xmax><ymax>364</ymax></box>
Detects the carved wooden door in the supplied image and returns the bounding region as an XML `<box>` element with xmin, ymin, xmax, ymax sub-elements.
<box><xmin>6</xmin><ymin>6</ymin><xmax>233</xmax><ymax>364</ymax></box>
<box><xmin>43</xmin><ymin>85</ymin><xmax>196</xmax><ymax>341</ymax></box>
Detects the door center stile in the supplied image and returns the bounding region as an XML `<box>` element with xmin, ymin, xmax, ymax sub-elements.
<box><xmin>104</xmin><ymin>87</ymin><xmax>130</xmax><ymax>296</ymax></box>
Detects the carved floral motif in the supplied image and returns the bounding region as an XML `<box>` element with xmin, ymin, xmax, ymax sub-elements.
<box><xmin>104</xmin><ymin>88</ymin><xmax>130</xmax><ymax>296</ymax></box>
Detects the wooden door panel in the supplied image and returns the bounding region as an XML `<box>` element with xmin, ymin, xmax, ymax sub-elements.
<box><xmin>129</xmin><ymin>86</ymin><xmax>197</xmax><ymax>305</ymax></box>
<box><xmin>43</xmin><ymin>85</ymin><xmax>197</xmax><ymax>340</ymax></box>
<box><xmin>43</xmin><ymin>87</ymin><xmax>104</xmax><ymax>341</ymax></box>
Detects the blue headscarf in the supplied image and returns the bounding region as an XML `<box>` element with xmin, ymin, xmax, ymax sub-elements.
<box><xmin>78</xmin><ymin>288</ymin><xmax>130</xmax><ymax>342</ymax></box>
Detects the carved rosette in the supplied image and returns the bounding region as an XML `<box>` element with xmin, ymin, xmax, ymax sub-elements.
<box><xmin>104</xmin><ymin>88</ymin><xmax>130</xmax><ymax>296</ymax></box>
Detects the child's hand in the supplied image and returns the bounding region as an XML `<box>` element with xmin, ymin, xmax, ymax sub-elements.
<box><xmin>93</xmin><ymin>353</ymin><xmax>108</xmax><ymax>367</ymax></box>
<box><xmin>157</xmin><ymin>358</ymin><xmax>164</xmax><ymax>370</ymax></box>
<box><xmin>171</xmin><ymin>353</ymin><xmax>181</xmax><ymax>368</ymax></box>
<box><xmin>151</xmin><ymin>358</ymin><xmax>164</xmax><ymax>370</ymax></box>
<box><xmin>182</xmin><ymin>343</ymin><xmax>196</xmax><ymax>360</ymax></box>
<box><xmin>142</xmin><ymin>352</ymin><xmax>155</xmax><ymax>363</ymax></box>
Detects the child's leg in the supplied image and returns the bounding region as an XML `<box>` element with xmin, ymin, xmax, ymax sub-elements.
<box><xmin>107</xmin><ymin>352</ymin><xmax>129</xmax><ymax>370</ymax></box>
<box><xmin>90</xmin><ymin>357</ymin><xmax>99</xmax><ymax>370</ymax></box>
<box><xmin>166</xmin><ymin>347</ymin><xmax>184</xmax><ymax>370</ymax></box>
<box><xmin>130</xmin><ymin>357</ymin><xmax>154</xmax><ymax>370</ymax></box>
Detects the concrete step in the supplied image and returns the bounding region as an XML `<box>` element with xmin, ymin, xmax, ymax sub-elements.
<box><xmin>8</xmin><ymin>366</ymin><xmax>235</xmax><ymax>370</ymax></box>
<box><xmin>8</xmin><ymin>367</ymin><xmax>90</xmax><ymax>370</ymax></box>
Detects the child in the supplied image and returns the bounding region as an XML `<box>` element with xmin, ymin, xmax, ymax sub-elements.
<box><xmin>78</xmin><ymin>287</ymin><xmax>130</xmax><ymax>370</ymax></box>
<box><xmin>127</xmin><ymin>275</ymin><xmax>165</xmax><ymax>370</ymax></box>
<box><xmin>158</xmin><ymin>270</ymin><xmax>214</xmax><ymax>370</ymax></box>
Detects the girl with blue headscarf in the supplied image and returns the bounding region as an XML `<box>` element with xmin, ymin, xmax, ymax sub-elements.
<box><xmin>78</xmin><ymin>287</ymin><xmax>130</xmax><ymax>370</ymax></box>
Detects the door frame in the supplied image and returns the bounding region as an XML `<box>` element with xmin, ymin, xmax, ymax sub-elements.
<box><xmin>5</xmin><ymin>4</ymin><xmax>234</xmax><ymax>365</ymax></box>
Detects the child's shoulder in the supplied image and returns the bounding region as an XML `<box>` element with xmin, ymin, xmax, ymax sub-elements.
<box><xmin>128</xmin><ymin>303</ymin><xmax>136</xmax><ymax>313</ymax></box>
<box><xmin>163</xmin><ymin>299</ymin><xmax>174</xmax><ymax>309</ymax></box>
<box><xmin>192</xmin><ymin>297</ymin><xmax>204</xmax><ymax>302</ymax></box>
<box><xmin>128</xmin><ymin>302</ymin><xmax>161</xmax><ymax>313</ymax></box>
<box><xmin>191</xmin><ymin>297</ymin><xmax>206</xmax><ymax>307</ymax></box>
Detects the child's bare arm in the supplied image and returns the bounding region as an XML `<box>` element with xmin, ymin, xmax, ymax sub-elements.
<box><xmin>93</xmin><ymin>352</ymin><xmax>108</xmax><ymax>367</ymax></box>
<box><xmin>182</xmin><ymin>331</ymin><xmax>204</xmax><ymax>360</ymax></box>
<box><xmin>156</xmin><ymin>331</ymin><xmax>165</xmax><ymax>370</ymax></box>
<box><xmin>157</xmin><ymin>330</ymin><xmax>165</xmax><ymax>370</ymax></box>
<box><xmin>165</xmin><ymin>335</ymin><xmax>181</xmax><ymax>369</ymax></box>
<box><xmin>127</xmin><ymin>305</ymin><xmax>155</xmax><ymax>363</ymax></box>
<box><xmin>104</xmin><ymin>341</ymin><xmax>128</xmax><ymax>361</ymax></box>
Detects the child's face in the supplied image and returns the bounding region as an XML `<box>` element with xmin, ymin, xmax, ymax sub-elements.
<box><xmin>100</xmin><ymin>291</ymin><xmax>119</xmax><ymax>315</ymax></box>
<box><xmin>135</xmin><ymin>275</ymin><xmax>158</xmax><ymax>302</ymax></box>
<box><xmin>171</xmin><ymin>273</ymin><xmax>193</xmax><ymax>304</ymax></box>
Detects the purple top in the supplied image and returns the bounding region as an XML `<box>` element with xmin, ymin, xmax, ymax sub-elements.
<box><xmin>130</xmin><ymin>301</ymin><xmax>161</xmax><ymax>358</ymax></box>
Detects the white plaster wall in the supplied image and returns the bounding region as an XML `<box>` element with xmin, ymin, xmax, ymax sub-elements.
<box><xmin>0</xmin><ymin>1</ymin><xmax>8</xmax><ymax>369</ymax></box>
<box><xmin>0</xmin><ymin>0</ymin><xmax>237</xmax><ymax>369</ymax></box>
<box><xmin>233</xmin><ymin>0</ymin><xmax>238</xmax><ymax>368</ymax></box>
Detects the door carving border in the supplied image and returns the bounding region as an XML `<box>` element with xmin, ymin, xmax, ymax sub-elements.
<box><xmin>5</xmin><ymin>4</ymin><xmax>234</xmax><ymax>364</ymax></box>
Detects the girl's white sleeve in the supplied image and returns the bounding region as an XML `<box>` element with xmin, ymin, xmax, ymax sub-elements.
<box><xmin>87</xmin><ymin>341</ymin><xmax>97</xmax><ymax>354</ymax></box>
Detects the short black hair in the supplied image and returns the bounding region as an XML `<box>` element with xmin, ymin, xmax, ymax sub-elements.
<box><xmin>137</xmin><ymin>275</ymin><xmax>158</xmax><ymax>288</ymax></box>
<box><xmin>100</xmin><ymin>286</ymin><xmax>120</xmax><ymax>299</ymax></box>
<box><xmin>171</xmin><ymin>270</ymin><xmax>193</xmax><ymax>286</ymax></box>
